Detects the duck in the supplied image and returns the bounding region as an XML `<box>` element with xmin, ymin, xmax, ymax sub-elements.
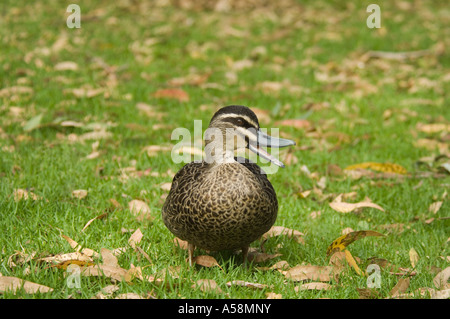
<box><xmin>162</xmin><ymin>105</ymin><xmax>295</xmax><ymax>265</ymax></box>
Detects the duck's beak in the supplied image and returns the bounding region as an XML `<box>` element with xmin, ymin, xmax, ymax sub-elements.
<box><xmin>247</xmin><ymin>129</ymin><xmax>296</xmax><ymax>168</ymax></box>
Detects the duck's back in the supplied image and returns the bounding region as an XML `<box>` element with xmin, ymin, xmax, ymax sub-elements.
<box><xmin>162</xmin><ymin>159</ymin><xmax>277</xmax><ymax>251</ymax></box>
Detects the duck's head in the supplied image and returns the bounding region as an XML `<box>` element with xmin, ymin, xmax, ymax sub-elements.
<box><xmin>205</xmin><ymin>105</ymin><xmax>296</xmax><ymax>168</ymax></box>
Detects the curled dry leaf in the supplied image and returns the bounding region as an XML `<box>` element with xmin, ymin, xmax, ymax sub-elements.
<box><xmin>101</xmin><ymin>248</ymin><xmax>119</xmax><ymax>268</ymax></box>
<box><xmin>266</xmin><ymin>292</ymin><xmax>282</xmax><ymax>299</ymax></box>
<box><xmin>173</xmin><ymin>237</ymin><xmax>189</xmax><ymax>250</ymax></box>
<box><xmin>38</xmin><ymin>252</ymin><xmax>93</xmax><ymax>265</ymax></box>
<box><xmin>0</xmin><ymin>276</ymin><xmax>53</xmax><ymax>294</ymax></box>
<box><xmin>261</xmin><ymin>226</ymin><xmax>305</xmax><ymax>245</ymax></box>
<box><xmin>81</xmin><ymin>212</ymin><xmax>108</xmax><ymax>232</ymax></box>
<box><xmin>329</xmin><ymin>196</ymin><xmax>385</xmax><ymax>214</ymax></box>
<box><xmin>81</xmin><ymin>264</ymin><xmax>128</xmax><ymax>282</ymax></box>
<box><xmin>326</xmin><ymin>230</ymin><xmax>385</xmax><ymax>256</ymax></box>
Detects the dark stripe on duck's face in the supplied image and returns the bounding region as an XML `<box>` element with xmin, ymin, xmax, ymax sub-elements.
<box><xmin>221</xmin><ymin>117</ymin><xmax>257</xmax><ymax>130</ymax></box>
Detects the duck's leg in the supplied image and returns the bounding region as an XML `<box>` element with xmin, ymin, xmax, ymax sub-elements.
<box><xmin>188</xmin><ymin>242</ymin><xmax>195</xmax><ymax>266</ymax></box>
<box><xmin>241</xmin><ymin>245</ymin><xmax>249</xmax><ymax>267</ymax></box>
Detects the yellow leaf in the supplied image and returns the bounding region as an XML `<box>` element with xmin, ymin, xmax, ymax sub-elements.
<box><xmin>344</xmin><ymin>250</ymin><xmax>363</xmax><ymax>276</ymax></box>
<box><xmin>326</xmin><ymin>230</ymin><xmax>385</xmax><ymax>256</ymax></box>
<box><xmin>52</xmin><ymin>259</ymin><xmax>95</xmax><ymax>270</ymax></box>
<box><xmin>344</xmin><ymin>162</ymin><xmax>408</xmax><ymax>175</ymax></box>
<box><xmin>409</xmin><ymin>248</ymin><xmax>419</xmax><ymax>268</ymax></box>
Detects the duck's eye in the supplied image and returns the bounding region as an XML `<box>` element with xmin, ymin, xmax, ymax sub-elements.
<box><xmin>236</xmin><ymin>118</ymin><xmax>244</xmax><ymax>125</ymax></box>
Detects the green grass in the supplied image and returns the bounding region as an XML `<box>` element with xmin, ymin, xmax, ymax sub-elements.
<box><xmin>0</xmin><ymin>0</ymin><xmax>449</xmax><ymax>299</ymax></box>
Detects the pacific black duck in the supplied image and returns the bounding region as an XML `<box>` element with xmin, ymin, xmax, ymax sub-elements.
<box><xmin>162</xmin><ymin>105</ymin><xmax>295</xmax><ymax>265</ymax></box>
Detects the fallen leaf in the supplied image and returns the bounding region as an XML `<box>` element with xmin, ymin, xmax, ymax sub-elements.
<box><xmin>0</xmin><ymin>276</ymin><xmax>53</xmax><ymax>294</ymax></box>
<box><xmin>389</xmin><ymin>277</ymin><xmax>410</xmax><ymax>297</ymax></box>
<box><xmin>282</xmin><ymin>265</ymin><xmax>336</xmax><ymax>282</ymax></box>
<box><xmin>329</xmin><ymin>197</ymin><xmax>385</xmax><ymax>214</ymax></box>
<box><xmin>54</xmin><ymin>61</ymin><xmax>78</xmax><ymax>71</ymax></box>
<box><xmin>433</xmin><ymin>267</ymin><xmax>450</xmax><ymax>289</ymax></box>
<box><xmin>81</xmin><ymin>212</ymin><xmax>108</xmax><ymax>232</ymax></box>
<box><xmin>344</xmin><ymin>250</ymin><xmax>363</xmax><ymax>276</ymax></box>
<box><xmin>52</xmin><ymin>259</ymin><xmax>95</xmax><ymax>270</ymax></box>
<box><xmin>61</xmin><ymin>234</ymin><xmax>81</xmax><ymax>251</ymax></box>
<box><xmin>357</xmin><ymin>288</ymin><xmax>381</xmax><ymax>299</ymax></box>
<box><xmin>128</xmin><ymin>199</ymin><xmax>152</xmax><ymax>222</ymax></box>
<box><xmin>344</xmin><ymin>162</ymin><xmax>408</xmax><ymax>175</ymax></box>
<box><xmin>81</xmin><ymin>265</ymin><xmax>128</xmax><ymax>282</ymax></box>
<box><xmin>153</xmin><ymin>88</ymin><xmax>189</xmax><ymax>102</ymax></box>
<box><xmin>274</xmin><ymin>119</ymin><xmax>311</xmax><ymax>129</ymax></box>
<box><xmin>13</xmin><ymin>188</ymin><xmax>41</xmax><ymax>201</ymax></box>
<box><xmin>192</xmin><ymin>279</ymin><xmax>222</xmax><ymax>293</ymax></box>
<box><xmin>428</xmin><ymin>201</ymin><xmax>443</xmax><ymax>214</ymax></box>
<box><xmin>265</xmin><ymin>292</ymin><xmax>282</xmax><ymax>299</ymax></box>
<box><xmin>295</xmin><ymin>282</ymin><xmax>332</xmax><ymax>291</ymax></box>
<box><xmin>192</xmin><ymin>255</ymin><xmax>222</xmax><ymax>269</ymax></box>
<box><xmin>261</xmin><ymin>226</ymin><xmax>305</xmax><ymax>245</ymax></box>
<box><xmin>173</xmin><ymin>237</ymin><xmax>189</xmax><ymax>250</ymax></box>
<box><xmin>101</xmin><ymin>248</ymin><xmax>119</xmax><ymax>268</ymax></box>
<box><xmin>38</xmin><ymin>252</ymin><xmax>93</xmax><ymax>265</ymax></box>
<box><xmin>257</xmin><ymin>260</ymin><xmax>290</xmax><ymax>271</ymax></box>
<box><xmin>409</xmin><ymin>247</ymin><xmax>419</xmax><ymax>268</ymax></box>
<box><xmin>326</xmin><ymin>230</ymin><xmax>385</xmax><ymax>256</ymax></box>
<box><xmin>23</xmin><ymin>113</ymin><xmax>44</xmax><ymax>132</ymax></box>
<box><xmin>247</xmin><ymin>251</ymin><xmax>282</xmax><ymax>263</ymax></box>
<box><xmin>226</xmin><ymin>280</ymin><xmax>268</xmax><ymax>290</ymax></box>
<box><xmin>72</xmin><ymin>189</ymin><xmax>88</xmax><ymax>199</ymax></box>
<box><xmin>128</xmin><ymin>228</ymin><xmax>143</xmax><ymax>249</ymax></box>
<box><xmin>115</xmin><ymin>292</ymin><xmax>145</xmax><ymax>299</ymax></box>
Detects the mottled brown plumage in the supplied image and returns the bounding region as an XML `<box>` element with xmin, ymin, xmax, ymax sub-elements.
<box><xmin>162</xmin><ymin>105</ymin><xmax>295</xmax><ymax>265</ymax></box>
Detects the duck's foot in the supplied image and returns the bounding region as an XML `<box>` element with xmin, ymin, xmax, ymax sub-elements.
<box><xmin>241</xmin><ymin>245</ymin><xmax>249</xmax><ymax>268</ymax></box>
<box><xmin>188</xmin><ymin>242</ymin><xmax>195</xmax><ymax>266</ymax></box>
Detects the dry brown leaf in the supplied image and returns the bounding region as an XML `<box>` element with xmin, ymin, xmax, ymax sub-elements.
<box><xmin>128</xmin><ymin>199</ymin><xmax>152</xmax><ymax>222</ymax></box>
<box><xmin>192</xmin><ymin>279</ymin><xmax>222</xmax><ymax>293</ymax></box>
<box><xmin>261</xmin><ymin>226</ymin><xmax>305</xmax><ymax>245</ymax></box>
<box><xmin>173</xmin><ymin>237</ymin><xmax>189</xmax><ymax>250</ymax></box>
<box><xmin>101</xmin><ymin>248</ymin><xmax>119</xmax><ymax>268</ymax></box>
<box><xmin>128</xmin><ymin>228</ymin><xmax>143</xmax><ymax>249</ymax></box>
<box><xmin>115</xmin><ymin>293</ymin><xmax>145</xmax><ymax>299</ymax></box>
<box><xmin>226</xmin><ymin>280</ymin><xmax>268</xmax><ymax>290</ymax></box>
<box><xmin>329</xmin><ymin>197</ymin><xmax>385</xmax><ymax>213</ymax></box>
<box><xmin>265</xmin><ymin>292</ymin><xmax>282</xmax><ymax>299</ymax></box>
<box><xmin>295</xmin><ymin>282</ymin><xmax>332</xmax><ymax>291</ymax></box>
<box><xmin>409</xmin><ymin>247</ymin><xmax>419</xmax><ymax>268</ymax></box>
<box><xmin>153</xmin><ymin>88</ymin><xmax>189</xmax><ymax>102</ymax></box>
<box><xmin>282</xmin><ymin>265</ymin><xmax>336</xmax><ymax>282</ymax></box>
<box><xmin>81</xmin><ymin>264</ymin><xmax>128</xmax><ymax>282</ymax></box>
<box><xmin>72</xmin><ymin>189</ymin><xmax>88</xmax><ymax>199</ymax></box>
<box><xmin>433</xmin><ymin>267</ymin><xmax>450</xmax><ymax>289</ymax></box>
<box><xmin>248</xmin><ymin>251</ymin><xmax>282</xmax><ymax>263</ymax></box>
<box><xmin>274</xmin><ymin>119</ymin><xmax>311</xmax><ymax>129</ymax></box>
<box><xmin>81</xmin><ymin>212</ymin><xmax>108</xmax><ymax>232</ymax></box>
<box><xmin>0</xmin><ymin>276</ymin><xmax>53</xmax><ymax>294</ymax></box>
<box><xmin>61</xmin><ymin>234</ymin><xmax>81</xmax><ymax>251</ymax></box>
<box><xmin>13</xmin><ymin>189</ymin><xmax>41</xmax><ymax>202</ymax></box>
<box><xmin>192</xmin><ymin>255</ymin><xmax>222</xmax><ymax>269</ymax></box>
<box><xmin>257</xmin><ymin>260</ymin><xmax>290</xmax><ymax>271</ymax></box>
<box><xmin>389</xmin><ymin>277</ymin><xmax>410</xmax><ymax>297</ymax></box>
<box><xmin>428</xmin><ymin>201</ymin><xmax>443</xmax><ymax>214</ymax></box>
<box><xmin>54</xmin><ymin>61</ymin><xmax>78</xmax><ymax>71</ymax></box>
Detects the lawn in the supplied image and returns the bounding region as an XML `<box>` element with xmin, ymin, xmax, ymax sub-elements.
<box><xmin>0</xmin><ymin>0</ymin><xmax>449</xmax><ymax>300</ymax></box>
